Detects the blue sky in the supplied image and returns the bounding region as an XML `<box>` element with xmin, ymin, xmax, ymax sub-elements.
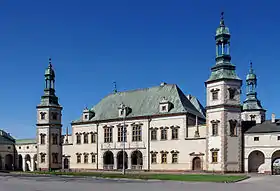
<box><xmin>0</xmin><ymin>0</ymin><xmax>279</xmax><ymax>139</ymax></box>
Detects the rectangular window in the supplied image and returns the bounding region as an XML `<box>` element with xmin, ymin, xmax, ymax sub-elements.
<box><xmin>52</xmin><ymin>153</ymin><xmax>58</xmax><ymax>164</ymax></box>
<box><xmin>41</xmin><ymin>155</ymin><xmax>45</xmax><ymax>163</ymax></box>
<box><xmin>161</xmin><ymin>153</ymin><xmax>167</xmax><ymax>164</ymax></box>
<box><xmin>52</xmin><ymin>134</ymin><xmax>58</xmax><ymax>145</ymax></box>
<box><xmin>162</xmin><ymin>105</ymin><xmax>166</xmax><ymax>111</ymax></box>
<box><xmin>84</xmin><ymin>133</ymin><xmax>89</xmax><ymax>144</ymax></box>
<box><xmin>151</xmin><ymin>153</ymin><xmax>157</xmax><ymax>164</ymax></box>
<box><xmin>76</xmin><ymin>134</ymin><xmax>81</xmax><ymax>144</ymax></box>
<box><xmin>77</xmin><ymin>155</ymin><xmax>81</xmax><ymax>163</ymax></box>
<box><xmin>171</xmin><ymin>128</ymin><xmax>178</xmax><ymax>140</ymax></box>
<box><xmin>254</xmin><ymin>137</ymin><xmax>259</xmax><ymax>141</ymax></box>
<box><xmin>118</xmin><ymin>126</ymin><xmax>127</xmax><ymax>142</ymax></box>
<box><xmin>151</xmin><ymin>129</ymin><xmax>157</xmax><ymax>140</ymax></box>
<box><xmin>212</xmin><ymin>151</ymin><xmax>218</xmax><ymax>163</ymax></box>
<box><xmin>161</xmin><ymin>129</ymin><xmax>167</xmax><ymax>140</ymax></box>
<box><xmin>40</xmin><ymin>135</ymin><xmax>46</xmax><ymax>145</ymax></box>
<box><xmin>212</xmin><ymin>91</ymin><xmax>218</xmax><ymax>100</ymax></box>
<box><xmin>212</xmin><ymin>123</ymin><xmax>218</xmax><ymax>136</ymax></box>
<box><xmin>278</xmin><ymin>136</ymin><xmax>280</xmax><ymax>141</ymax></box>
<box><xmin>84</xmin><ymin>155</ymin><xmax>88</xmax><ymax>163</ymax></box>
<box><xmin>229</xmin><ymin>120</ymin><xmax>238</xmax><ymax>136</ymax></box>
<box><xmin>91</xmin><ymin>133</ymin><xmax>96</xmax><ymax>143</ymax></box>
<box><xmin>172</xmin><ymin>153</ymin><xmax>178</xmax><ymax>164</ymax></box>
<box><xmin>91</xmin><ymin>155</ymin><xmax>96</xmax><ymax>163</ymax></box>
<box><xmin>104</xmin><ymin>127</ymin><xmax>113</xmax><ymax>143</ymax></box>
<box><xmin>132</xmin><ymin>125</ymin><xmax>142</xmax><ymax>142</ymax></box>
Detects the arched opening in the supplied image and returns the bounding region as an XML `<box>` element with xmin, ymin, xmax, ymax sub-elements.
<box><xmin>18</xmin><ymin>155</ymin><xmax>23</xmax><ymax>171</ymax></box>
<box><xmin>131</xmin><ymin>150</ymin><xmax>143</xmax><ymax>170</ymax></box>
<box><xmin>103</xmin><ymin>151</ymin><xmax>114</xmax><ymax>170</ymax></box>
<box><xmin>192</xmin><ymin>157</ymin><xmax>202</xmax><ymax>171</ymax></box>
<box><xmin>0</xmin><ymin>155</ymin><xmax>2</xmax><ymax>170</ymax></box>
<box><xmin>33</xmin><ymin>154</ymin><xmax>37</xmax><ymax>171</ymax></box>
<box><xmin>248</xmin><ymin>150</ymin><xmax>265</xmax><ymax>173</ymax></box>
<box><xmin>271</xmin><ymin>150</ymin><xmax>280</xmax><ymax>175</ymax></box>
<box><xmin>117</xmin><ymin>151</ymin><xmax>128</xmax><ymax>170</ymax></box>
<box><xmin>25</xmin><ymin>154</ymin><xmax>31</xmax><ymax>171</ymax></box>
<box><xmin>5</xmin><ymin>154</ymin><xmax>13</xmax><ymax>170</ymax></box>
<box><xmin>64</xmin><ymin>158</ymin><xmax>69</xmax><ymax>169</ymax></box>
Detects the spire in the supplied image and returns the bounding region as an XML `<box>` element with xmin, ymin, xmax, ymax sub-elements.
<box><xmin>39</xmin><ymin>58</ymin><xmax>60</xmax><ymax>106</ymax></box>
<box><xmin>206</xmin><ymin>12</ymin><xmax>240</xmax><ymax>82</ymax></box>
<box><xmin>220</xmin><ymin>12</ymin><xmax>225</xmax><ymax>27</ymax></box>
<box><xmin>243</xmin><ymin>62</ymin><xmax>264</xmax><ymax>111</ymax></box>
<box><xmin>113</xmin><ymin>81</ymin><xmax>117</xmax><ymax>93</ymax></box>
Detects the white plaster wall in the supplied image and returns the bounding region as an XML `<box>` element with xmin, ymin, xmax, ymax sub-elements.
<box><xmin>241</xmin><ymin>111</ymin><xmax>265</xmax><ymax>124</ymax></box>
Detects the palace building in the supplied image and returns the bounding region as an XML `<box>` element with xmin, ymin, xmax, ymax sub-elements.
<box><xmin>0</xmin><ymin>13</ymin><xmax>279</xmax><ymax>174</ymax></box>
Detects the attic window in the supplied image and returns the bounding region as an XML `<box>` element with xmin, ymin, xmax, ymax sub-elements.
<box><xmin>161</xmin><ymin>105</ymin><xmax>167</xmax><ymax>111</ymax></box>
<box><xmin>84</xmin><ymin>115</ymin><xmax>88</xmax><ymax>119</ymax></box>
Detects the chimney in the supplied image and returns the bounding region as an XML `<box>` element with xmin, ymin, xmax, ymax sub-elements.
<box><xmin>272</xmin><ymin>113</ymin><xmax>276</xmax><ymax>123</ymax></box>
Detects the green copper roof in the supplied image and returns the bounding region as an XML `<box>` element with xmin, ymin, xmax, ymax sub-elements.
<box><xmin>246</xmin><ymin>62</ymin><xmax>256</xmax><ymax>81</ymax></box>
<box><xmin>72</xmin><ymin>83</ymin><xmax>205</xmax><ymax>123</ymax></box>
<box><xmin>207</xmin><ymin>66</ymin><xmax>241</xmax><ymax>82</ymax></box>
<box><xmin>15</xmin><ymin>138</ymin><xmax>36</xmax><ymax>145</ymax></box>
<box><xmin>0</xmin><ymin>129</ymin><xmax>15</xmax><ymax>145</ymax></box>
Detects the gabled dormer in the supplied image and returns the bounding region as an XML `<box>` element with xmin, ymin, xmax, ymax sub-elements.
<box><xmin>83</xmin><ymin>107</ymin><xmax>95</xmax><ymax>121</ymax></box>
<box><xmin>118</xmin><ymin>103</ymin><xmax>130</xmax><ymax>118</ymax></box>
<box><xmin>159</xmin><ymin>96</ymin><xmax>172</xmax><ymax>113</ymax></box>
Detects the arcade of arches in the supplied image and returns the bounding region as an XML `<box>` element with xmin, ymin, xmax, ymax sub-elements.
<box><xmin>247</xmin><ymin>150</ymin><xmax>280</xmax><ymax>175</ymax></box>
<box><xmin>103</xmin><ymin>150</ymin><xmax>143</xmax><ymax>170</ymax></box>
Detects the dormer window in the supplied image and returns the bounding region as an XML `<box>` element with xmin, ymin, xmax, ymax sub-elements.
<box><xmin>159</xmin><ymin>97</ymin><xmax>172</xmax><ymax>113</ymax></box>
<box><xmin>118</xmin><ymin>103</ymin><xmax>129</xmax><ymax>117</ymax></box>
<box><xmin>83</xmin><ymin>107</ymin><xmax>95</xmax><ymax>121</ymax></box>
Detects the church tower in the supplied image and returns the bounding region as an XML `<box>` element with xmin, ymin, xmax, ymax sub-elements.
<box><xmin>205</xmin><ymin>12</ymin><xmax>243</xmax><ymax>172</ymax></box>
<box><xmin>241</xmin><ymin>62</ymin><xmax>266</xmax><ymax>123</ymax></box>
<box><xmin>36</xmin><ymin>58</ymin><xmax>63</xmax><ymax>171</ymax></box>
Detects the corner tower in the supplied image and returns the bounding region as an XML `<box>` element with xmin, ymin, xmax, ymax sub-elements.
<box><xmin>241</xmin><ymin>62</ymin><xmax>266</xmax><ymax>123</ymax></box>
<box><xmin>36</xmin><ymin>58</ymin><xmax>63</xmax><ymax>171</ymax></box>
<box><xmin>205</xmin><ymin>12</ymin><xmax>242</xmax><ymax>172</ymax></box>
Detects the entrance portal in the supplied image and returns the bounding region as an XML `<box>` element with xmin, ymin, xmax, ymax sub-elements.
<box><xmin>117</xmin><ymin>151</ymin><xmax>128</xmax><ymax>170</ymax></box>
<box><xmin>192</xmin><ymin>157</ymin><xmax>202</xmax><ymax>171</ymax></box>
<box><xmin>271</xmin><ymin>150</ymin><xmax>280</xmax><ymax>175</ymax></box>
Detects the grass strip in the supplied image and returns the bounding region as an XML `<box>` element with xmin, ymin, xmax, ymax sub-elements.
<box><xmin>21</xmin><ymin>171</ymin><xmax>248</xmax><ymax>183</ymax></box>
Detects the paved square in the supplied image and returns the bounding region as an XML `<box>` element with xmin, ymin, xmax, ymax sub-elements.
<box><xmin>0</xmin><ymin>173</ymin><xmax>280</xmax><ymax>191</ymax></box>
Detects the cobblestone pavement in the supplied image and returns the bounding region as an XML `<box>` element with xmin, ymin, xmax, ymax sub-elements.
<box><xmin>0</xmin><ymin>173</ymin><xmax>280</xmax><ymax>191</ymax></box>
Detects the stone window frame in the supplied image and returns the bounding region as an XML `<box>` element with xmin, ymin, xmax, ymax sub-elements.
<box><xmin>117</xmin><ymin>124</ymin><xmax>127</xmax><ymax>142</ymax></box>
<box><xmin>160</xmin><ymin>127</ymin><xmax>169</xmax><ymax>140</ymax></box>
<box><xmin>40</xmin><ymin>133</ymin><xmax>46</xmax><ymax>145</ymax></box>
<box><xmin>210</xmin><ymin>120</ymin><xmax>220</xmax><ymax>136</ymax></box>
<box><xmin>90</xmin><ymin>152</ymin><xmax>97</xmax><ymax>163</ymax></box>
<box><xmin>171</xmin><ymin>150</ymin><xmax>179</xmax><ymax>164</ymax></box>
<box><xmin>228</xmin><ymin>87</ymin><xmax>237</xmax><ymax>100</ymax></box>
<box><xmin>40</xmin><ymin>112</ymin><xmax>46</xmax><ymax>120</ymax></box>
<box><xmin>210</xmin><ymin>88</ymin><xmax>220</xmax><ymax>100</ymax></box>
<box><xmin>150</xmin><ymin>127</ymin><xmax>158</xmax><ymax>141</ymax></box>
<box><xmin>229</xmin><ymin>119</ymin><xmax>238</xmax><ymax>137</ymax></box>
<box><xmin>40</xmin><ymin>153</ymin><xmax>46</xmax><ymax>163</ymax></box>
<box><xmin>160</xmin><ymin>151</ymin><xmax>169</xmax><ymax>164</ymax></box>
<box><xmin>83</xmin><ymin>153</ymin><xmax>89</xmax><ymax>164</ymax></box>
<box><xmin>52</xmin><ymin>152</ymin><xmax>58</xmax><ymax>164</ymax></box>
<box><xmin>150</xmin><ymin>151</ymin><xmax>158</xmax><ymax>164</ymax></box>
<box><xmin>103</xmin><ymin>125</ymin><xmax>113</xmax><ymax>143</ymax></box>
<box><xmin>76</xmin><ymin>153</ymin><xmax>82</xmax><ymax>163</ymax></box>
<box><xmin>171</xmin><ymin>126</ymin><xmax>180</xmax><ymax>140</ymax></box>
<box><xmin>52</xmin><ymin>133</ymin><xmax>58</xmax><ymax>145</ymax></box>
<box><xmin>83</xmin><ymin>132</ymin><xmax>89</xmax><ymax>144</ymax></box>
<box><xmin>210</xmin><ymin>148</ymin><xmax>219</xmax><ymax>163</ymax></box>
<box><xmin>90</xmin><ymin>132</ymin><xmax>97</xmax><ymax>143</ymax></box>
<box><xmin>75</xmin><ymin>133</ymin><xmax>82</xmax><ymax>144</ymax></box>
<box><xmin>132</xmin><ymin>123</ymin><xmax>142</xmax><ymax>142</ymax></box>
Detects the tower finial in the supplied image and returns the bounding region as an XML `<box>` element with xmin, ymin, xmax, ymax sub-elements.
<box><xmin>220</xmin><ymin>11</ymin><xmax>225</xmax><ymax>26</ymax></box>
<box><xmin>249</xmin><ymin>61</ymin><xmax>253</xmax><ymax>74</ymax></box>
<box><xmin>48</xmin><ymin>57</ymin><xmax>52</xmax><ymax>67</ymax></box>
<box><xmin>113</xmin><ymin>81</ymin><xmax>117</xmax><ymax>93</ymax></box>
